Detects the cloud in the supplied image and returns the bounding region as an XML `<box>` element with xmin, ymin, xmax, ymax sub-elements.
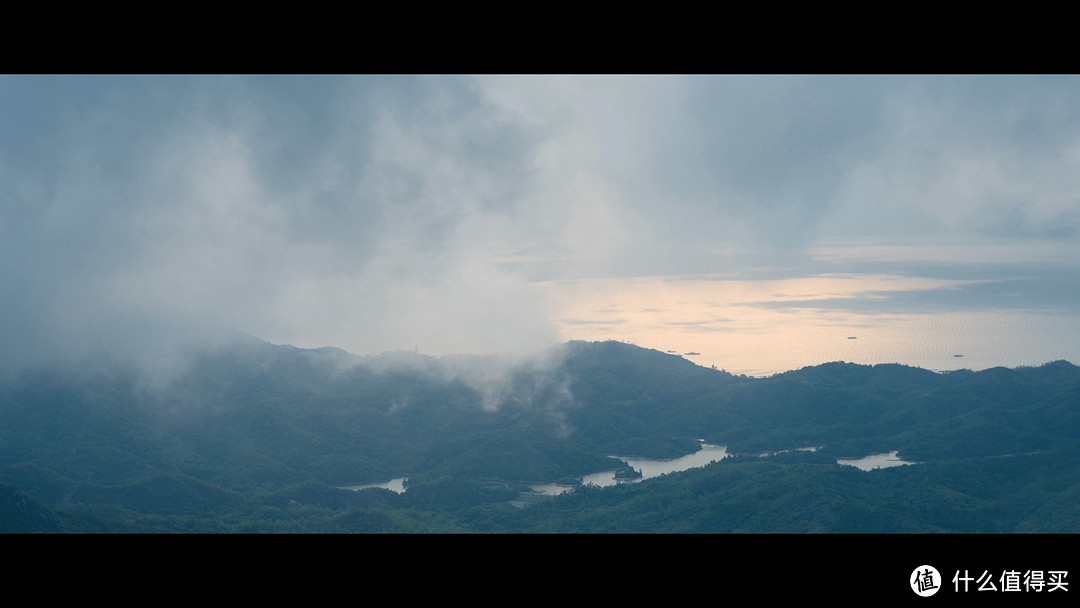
<box><xmin>821</xmin><ymin>76</ymin><xmax>1080</xmax><ymax>239</ymax></box>
<box><xmin>3</xmin><ymin>74</ymin><xmax>1080</xmax><ymax>375</ymax></box>
<box><xmin>0</xmin><ymin>76</ymin><xmax>563</xmax><ymax>370</ymax></box>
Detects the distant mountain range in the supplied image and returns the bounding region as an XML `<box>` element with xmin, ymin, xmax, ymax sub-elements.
<box><xmin>2</xmin><ymin>337</ymin><xmax>1078</xmax><ymax>532</ymax></box>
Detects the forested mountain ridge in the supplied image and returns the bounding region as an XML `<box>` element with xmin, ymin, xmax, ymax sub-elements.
<box><xmin>2</xmin><ymin>338</ymin><xmax>1078</xmax><ymax>533</ymax></box>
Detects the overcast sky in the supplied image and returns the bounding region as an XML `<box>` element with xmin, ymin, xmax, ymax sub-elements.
<box><xmin>3</xmin><ymin>75</ymin><xmax>1078</xmax><ymax>373</ymax></box>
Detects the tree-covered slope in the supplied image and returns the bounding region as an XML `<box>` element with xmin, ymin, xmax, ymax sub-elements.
<box><xmin>2</xmin><ymin>338</ymin><xmax>1078</xmax><ymax>532</ymax></box>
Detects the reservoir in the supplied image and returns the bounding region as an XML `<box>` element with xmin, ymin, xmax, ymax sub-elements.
<box><xmin>531</xmin><ymin>443</ymin><xmax>730</xmax><ymax>495</ymax></box>
<box><xmin>836</xmin><ymin>451</ymin><xmax>915</xmax><ymax>471</ymax></box>
<box><xmin>341</xmin><ymin>447</ymin><xmax>916</xmax><ymax>503</ymax></box>
<box><xmin>338</xmin><ymin>477</ymin><xmax>408</xmax><ymax>493</ymax></box>
<box><xmin>529</xmin><ymin>444</ymin><xmax>912</xmax><ymax>497</ymax></box>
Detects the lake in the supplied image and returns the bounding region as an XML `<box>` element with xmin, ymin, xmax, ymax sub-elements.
<box><xmin>531</xmin><ymin>442</ymin><xmax>730</xmax><ymax>495</ymax></box>
<box><xmin>341</xmin><ymin>446</ymin><xmax>913</xmax><ymax>499</ymax></box>
<box><xmin>338</xmin><ymin>477</ymin><xmax>408</xmax><ymax>493</ymax></box>
<box><xmin>836</xmin><ymin>450</ymin><xmax>916</xmax><ymax>471</ymax></box>
<box><xmin>529</xmin><ymin>444</ymin><xmax>912</xmax><ymax>496</ymax></box>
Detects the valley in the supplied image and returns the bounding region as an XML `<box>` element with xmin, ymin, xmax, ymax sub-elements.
<box><xmin>3</xmin><ymin>338</ymin><xmax>1080</xmax><ymax>533</ymax></box>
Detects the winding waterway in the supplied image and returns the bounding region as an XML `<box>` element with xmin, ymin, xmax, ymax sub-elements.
<box><xmin>531</xmin><ymin>443</ymin><xmax>730</xmax><ymax>495</ymax></box>
<box><xmin>339</xmin><ymin>446</ymin><xmax>915</xmax><ymax>498</ymax></box>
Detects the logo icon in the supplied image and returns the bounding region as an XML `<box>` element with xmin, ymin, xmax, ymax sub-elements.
<box><xmin>911</xmin><ymin>565</ymin><xmax>941</xmax><ymax>597</ymax></box>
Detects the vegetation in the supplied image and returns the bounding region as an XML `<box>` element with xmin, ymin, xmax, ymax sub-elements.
<box><xmin>2</xmin><ymin>339</ymin><xmax>1079</xmax><ymax>533</ymax></box>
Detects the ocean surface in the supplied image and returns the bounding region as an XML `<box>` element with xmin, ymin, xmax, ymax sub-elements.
<box><xmin>536</xmin><ymin>237</ymin><xmax>1080</xmax><ymax>376</ymax></box>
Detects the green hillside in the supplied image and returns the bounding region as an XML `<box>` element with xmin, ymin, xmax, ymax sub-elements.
<box><xmin>2</xmin><ymin>338</ymin><xmax>1079</xmax><ymax>533</ymax></box>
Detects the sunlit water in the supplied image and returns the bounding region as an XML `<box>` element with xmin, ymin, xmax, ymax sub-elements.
<box><xmin>536</xmin><ymin>270</ymin><xmax>1080</xmax><ymax>376</ymax></box>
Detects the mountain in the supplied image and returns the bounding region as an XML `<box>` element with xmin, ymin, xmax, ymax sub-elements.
<box><xmin>1</xmin><ymin>338</ymin><xmax>1079</xmax><ymax>532</ymax></box>
<box><xmin>0</xmin><ymin>482</ymin><xmax>66</xmax><ymax>533</ymax></box>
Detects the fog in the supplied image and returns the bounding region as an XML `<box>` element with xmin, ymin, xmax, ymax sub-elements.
<box><xmin>3</xmin><ymin>75</ymin><xmax>1079</xmax><ymax>376</ymax></box>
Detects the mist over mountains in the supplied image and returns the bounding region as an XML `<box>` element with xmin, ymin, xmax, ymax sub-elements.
<box><xmin>3</xmin><ymin>335</ymin><xmax>1079</xmax><ymax>533</ymax></box>
<box><xmin>5</xmin><ymin>69</ymin><xmax>1080</xmax><ymax>541</ymax></box>
<box><xmin>6</xmin><ymin>75</ymin><xmax>1080</xmax><ymax>380</ymax></box>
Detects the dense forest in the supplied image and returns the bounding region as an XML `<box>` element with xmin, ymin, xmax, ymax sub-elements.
<box><xmin>3</xmin><ymin>338</ymin><xmax>1080</xmax><ymax>533</ymax></box>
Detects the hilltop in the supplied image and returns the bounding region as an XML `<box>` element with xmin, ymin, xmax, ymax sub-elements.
<box><xmin>1</xmin><ymin>338</ymin><xmax>1078</xmax><ymax>532</ymax></box>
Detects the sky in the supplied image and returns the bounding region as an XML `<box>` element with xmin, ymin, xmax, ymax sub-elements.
<box><xmin>2</xmin><ymin>74</ymin><xmax>1079</xmax><ymax>375</ymax></box>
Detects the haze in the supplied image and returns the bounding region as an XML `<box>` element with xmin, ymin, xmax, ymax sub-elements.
<box><xmin>2</xmin><ymin>75</ymin><xmax>1078</xmax><ymax>375</ymax></box>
